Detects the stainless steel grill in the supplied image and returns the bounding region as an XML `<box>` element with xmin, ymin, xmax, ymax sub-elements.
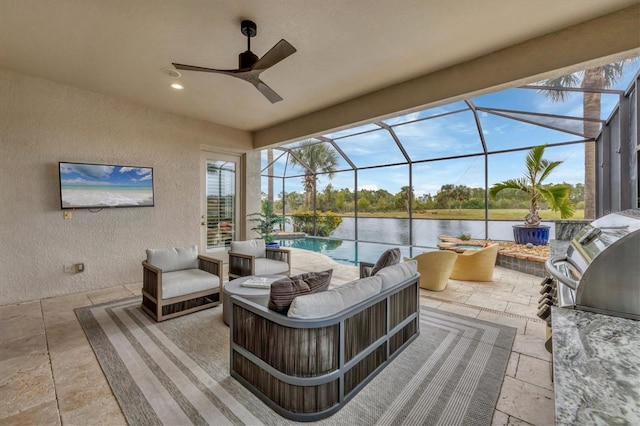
<box><xmin>544</xmin><ymin>208</ymin><xmax>640</xmax><ymax>320</ymax></box>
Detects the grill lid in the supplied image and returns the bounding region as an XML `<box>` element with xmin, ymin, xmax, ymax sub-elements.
<box><xmin>546</xmin><ymin>208</ymin><xmax>640</xmax><ymax>320</ymax></box>
<box><xmin>572</xmin><ymin>209</ymin><xmax>640</xmax><ymax>264</ymax></box>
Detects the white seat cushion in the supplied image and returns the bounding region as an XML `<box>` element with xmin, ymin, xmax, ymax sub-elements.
<box><xmin>162</xmin><ymin>269</ymin><xmax>220</xmax><ymax>299</ymax></box>
<box><xmin>230</xmin><ymin>239</ymin><xmax>266</xmax><ymax>258</ymax></box>
<box><xmin>254</xmin><ymin>258</ymin><xmax>289</xmax><ymax>275</ymax></box>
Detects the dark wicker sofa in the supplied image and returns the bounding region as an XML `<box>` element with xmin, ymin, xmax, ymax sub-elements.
<box><xmin>229</xmin><ymin>265</ymin><xmax>420</xmax><ymax>421</ymax></box>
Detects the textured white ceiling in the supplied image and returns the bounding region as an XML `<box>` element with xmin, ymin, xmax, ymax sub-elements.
<box><xmin>0</xmin><ymin>0</ymin><xmax>637</xmax><ymax>131</ymax></box>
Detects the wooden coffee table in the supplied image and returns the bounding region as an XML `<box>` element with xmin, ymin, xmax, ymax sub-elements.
<box><xmin>222</xmin><ymin>274</ymin><xmax>285</xmax><ymax>325</ymax></box>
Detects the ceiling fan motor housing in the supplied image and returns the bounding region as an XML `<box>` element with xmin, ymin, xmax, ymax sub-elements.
<box><xmin>239</xmin><ymin>20</ymin><xmax>258</xmax><ymax>68</ymax></box>
<box><xmin>239</xmin><ymin>50</ymin><xmax>259</xmax><ymax>69</ymax></box>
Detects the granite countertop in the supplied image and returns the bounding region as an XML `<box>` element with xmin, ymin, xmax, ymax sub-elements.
<box><xmin>551</xmin><ymin>306</ymin><xmax>640</xmax><ymax>425</ymax></box>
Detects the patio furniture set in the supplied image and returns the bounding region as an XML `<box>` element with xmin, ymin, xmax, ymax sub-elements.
<box><xmin>138</xmin><ymin>240</ymin><xmax>498</xmax><ymax>420</ymax></box>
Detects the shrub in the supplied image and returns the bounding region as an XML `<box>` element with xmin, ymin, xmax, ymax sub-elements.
<box><xmin>291</xmin><ymin>211</ymin><xmax>343</xmax><ymax>237</ymax></box>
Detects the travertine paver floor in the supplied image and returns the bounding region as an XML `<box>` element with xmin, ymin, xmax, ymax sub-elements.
<box><xmin>0</xmin><ymin>248</ymin><xmax>553</xmax><ymax>425</ymax></box>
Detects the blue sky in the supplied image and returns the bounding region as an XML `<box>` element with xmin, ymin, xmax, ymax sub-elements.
<box><xmin>263</xmin><ymin>58</ymin><xmax>639</xmax><ymax>198</ymax></box>
<box><xmin>60</xmin><ymin>163</ymin><xmax>153</xmax><ymax>187</ymax></box>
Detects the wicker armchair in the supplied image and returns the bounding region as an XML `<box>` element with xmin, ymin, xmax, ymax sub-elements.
<box><xmin>228</xmin><ymin>239</ymin><xmax>291</xmax><ymax>280</ymax></box>
<box><xmin>141</xmin><ymin>246</ymin><xmax>223</xmax><ymax>321</ymax></box>
<box><xmin>403</xmin><ymin>250</ymin><xmax>458</xmax><ymax>291</ymax></box>
<box><xmin>449</xmin><ymin>243</ymin><xmax>499</xmax><ymax>282</ymax></box>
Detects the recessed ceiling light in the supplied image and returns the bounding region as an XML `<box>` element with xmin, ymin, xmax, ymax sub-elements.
<box><xmin>170</xmin><ymin>83</ymin><xmax>184</xmax><ymax>90</ymax></box>
<box><xmin>161</xmin><ymin>68</ymin><xmax>181</xmax><ymax>78</ymax></box>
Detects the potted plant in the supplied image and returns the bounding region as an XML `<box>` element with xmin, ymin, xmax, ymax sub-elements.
<box><xmin>248</xmin><ymin>201</ymin><xmax>288</xmax><ymax>248</ymax></box>
<box><xmin>489</xmin><ymin>145</ymin><xmax>575</xmax><ymax>245</ymax></box>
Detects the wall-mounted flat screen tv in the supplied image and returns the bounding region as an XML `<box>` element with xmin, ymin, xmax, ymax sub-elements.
<box><xmin>59</xmin><ymin>162</ymin><xmax>154</xmax><ymax>209</ymax></box>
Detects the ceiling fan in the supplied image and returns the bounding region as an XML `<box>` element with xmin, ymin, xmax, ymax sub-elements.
<box><xmin>172</xmin><ymin>20</ymin><xmax>296</xmax><ymax>103</ymax></box>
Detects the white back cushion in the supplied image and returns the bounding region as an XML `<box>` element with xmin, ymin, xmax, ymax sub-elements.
<box><xmin>230</xmin><ymin>239</ymin><xmax>266</xmax><ymax>258</ymax></box>
<box><xmin>288</xmin><ymin>275</ymin><xmax>382</xmax><ymax>319</ymax></box>
<box><xmin>146</xmin><ymin>245</ymin><xmax>198</xmax><ymax>273</ymax></box>
<box><xmin>375</xmin><ymin>260</ymin><xmax>417</xmax><ymax>290</ymax></box>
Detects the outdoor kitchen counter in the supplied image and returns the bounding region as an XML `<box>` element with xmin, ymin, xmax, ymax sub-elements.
<box><xmin>551</xmin><ymin>306</ymin><xmax>640</xmax><ymax>425</ymax></box>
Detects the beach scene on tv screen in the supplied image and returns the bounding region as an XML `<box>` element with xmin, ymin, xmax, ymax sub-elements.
<box><xmin>60</xmin><ymin>163</ymin><xmax>154</xmax><ymax>208</ymax></box>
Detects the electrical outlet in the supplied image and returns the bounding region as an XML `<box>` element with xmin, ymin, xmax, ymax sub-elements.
<box><xmin>63</xmin><ymin>264</ymin><xmax>75</xmax><ymax>273</ymax></box>
<box><xmin>64</xmin><ymin>211</ymin><xmax>72</xmax><ymax>220</ymax></box>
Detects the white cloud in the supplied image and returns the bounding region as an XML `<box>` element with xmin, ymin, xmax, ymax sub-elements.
<box><xmin>133</xmin><ymin>174</ymin><xmax>153</xmax><ymax>182</ymax></box>
<box><xmin>120</xmin><ymin>167</ymin><xmax>152</xmax><ymax>176</ymax></box>
<box><xmin>61</xmin><ymin>164</ymin><xmax>114</xmax><ymax>178</ymax></box>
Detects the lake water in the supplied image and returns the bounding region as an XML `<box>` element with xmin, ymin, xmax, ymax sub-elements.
<box><xmin>281</xmin><ymin>217</ymin><xmax>556</xmax><ymax>265</ymax></box>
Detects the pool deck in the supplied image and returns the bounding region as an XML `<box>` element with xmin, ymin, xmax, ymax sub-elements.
<box><xmin>1</xmin><ymin>248</ymin><xmax>553</xmax><ymax>425</ymax></box>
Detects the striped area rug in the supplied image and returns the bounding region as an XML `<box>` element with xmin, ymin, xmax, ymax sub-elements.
<box><xmin>76</xmin><ymin>298</ymin><xmax>515</xmax><ymax>425</ymax></box>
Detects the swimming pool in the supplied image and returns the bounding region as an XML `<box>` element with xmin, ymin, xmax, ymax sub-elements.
<box><xmin>277</xmin><ymin>237</ymin><xmax>435</xmax><ymax>265</ymax></box>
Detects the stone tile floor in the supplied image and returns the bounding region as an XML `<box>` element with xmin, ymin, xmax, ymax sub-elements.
<box><xmin>0</xmin><ymin>248</ymin><xmax>554</xmax><ymax>425</ymax></box>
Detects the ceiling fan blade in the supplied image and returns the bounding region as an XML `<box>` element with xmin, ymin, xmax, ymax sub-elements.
<box><xmin>172</xmin><ymin>62</ymin><xmax>241</xmax><ymax>75</ymax></box>
<box><xmin>252</xmin><ymin>79</ymin><xmax>283</xmax><ymax>103</ymax></box>
<box><xmin>251</xmin><ymin>39</ymin><xmax>296</xmax><ymax>72</ymax></box>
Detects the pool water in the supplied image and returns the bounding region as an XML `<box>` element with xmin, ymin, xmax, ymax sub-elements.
<box><xmin>277</xmin><ymin>237</ymin><xmax>435</xmax><ymax>266</ymax></box>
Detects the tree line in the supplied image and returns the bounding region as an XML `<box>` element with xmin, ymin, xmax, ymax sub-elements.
<box><xmin>272</xmin><ymin>182</ymin><xmax>584</xmax><ymax>214</ymax></box>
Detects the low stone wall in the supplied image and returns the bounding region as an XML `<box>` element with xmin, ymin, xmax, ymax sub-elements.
<box><xmin>496</xmin><ymin>253</ymin><xmax>546</xmax><ymax>277</ymax></box>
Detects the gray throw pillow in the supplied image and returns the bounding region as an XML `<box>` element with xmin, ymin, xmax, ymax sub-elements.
<box><xmin>370</xmin><ymin>248</ymin><xmax>401</xmax><ymax>275</ymax></box>
<box><xmin>268</xmin><ymin>269</ymin><xmax>333</xmax><ymax>314</ymax></box>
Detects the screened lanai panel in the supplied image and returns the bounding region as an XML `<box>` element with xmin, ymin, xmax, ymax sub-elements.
<box><xmin>473</xmin><ymin>88</ymin><xmax>541</xmax><ymax>111</ymax></box>
<box><xmin>596</xmin><ymin>93</ymin><xmax>625</xmax><ymax>121</ymax></box>
<box><xmin>480</xmin><ymin>114</ymin><xmax>588</xmax><ymax>152</ymax></box>
<box><xmin>412</xmin><ymin>157</ymin><xmax>486</xmax><ymax>210</ymax></box>
<box><xmin>334</xmin><ymin>129</ymin><xmax>406</xmax><ymax>168</ymax></box>
<box><xmin>479</xmin><ymin>87</ymin><xmax>622</xmax><ymax>123</ymax></box>
<box><xmin>487</xmin><ymin>144</ymin><xmax>584</xmax><ymax>220</ymax></box>
<box><xmin>261</xmin><ymin>149</ymin><xmax>289</xmax><ymax>177</ymax></box>
<box><xmin>287</xmin><ymin>141</ymin><xmax>352</xmax><ymax>175</ymax></box>
<box><xmin>279</xmin><ymin>152</ymin><xmax>308</xmax><ymax>178</ymax></box>
<box><xmin>315</xmin><ymin>170</ymin><xmax>355</xmax><ymax>240</ymax></box>
<box><xmin>325</xmin><ymin>123</ymin><xmax>381</xmax><ymax>139</ymax></box>
<box><xmin>280</xmin><ymin>138</ymin><xmax>322</xmax><ymax>150</ymax></box>
<box><xmin>382</xmin><ymin>101</ymin><xmax>470</xmax><ymax>126</ymax></box>
<box><xmin>412</xmin><ymin>155</ymin><xmax>486</xmax><ymax>246</ymax></box>
<box><xmin>356</xmin><ymin>165</ymin><xmax>410</xmax><ymax>245</ymax></box>
<box><xmin>479</xmin><ymin>109</ymin><xmax>599</xmax><ymax>138</ymax></box>
<box><xmin>392</xmin><ymin>110</ymin><xmax>484</xmax><ymax>161</ymax></box>
<box><xmin>281</xmin><ymin>177</ymin><xmax>304</xmax><ymax>215</ymax></box>
<box><xmin>523</xmin><ymin>86</ymin><xmax>626</xmax><ymax>121</ymax></box>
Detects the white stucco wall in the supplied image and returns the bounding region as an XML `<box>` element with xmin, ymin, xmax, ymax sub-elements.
<box><xmin>0</xmin><ymin>69</ymin><xmax>255</xmax><ymax>305</ymax></box>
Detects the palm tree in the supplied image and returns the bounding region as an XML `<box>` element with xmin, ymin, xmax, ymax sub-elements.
<box><xmin>288</xmin><ymin>143</ymin><xmax>339</xmax><ymax>210</ymax></box>
<box><xmin>538</xmin><ymin>61</ymin><xmax>632</xmax><ymax>219</ymax></box>
<box><xmin>397</xmin><ymin>186</ymin><xmax>414</xmax><ymax>214</ymax></box>
<box><xmin>489</xmin><ymin>145</ymin><xmax>575</xmax><ymax>226</ymax></box>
